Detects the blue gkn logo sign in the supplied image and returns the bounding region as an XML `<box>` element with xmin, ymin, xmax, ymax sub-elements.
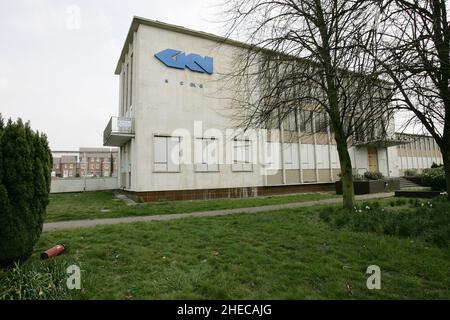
<box><xmin>154</xmin><ymin>49</ymin><xmax>213</xmax><ymax>75</ymax></box>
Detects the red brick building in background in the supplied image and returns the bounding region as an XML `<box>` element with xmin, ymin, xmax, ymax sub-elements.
<box><xmin>52</xmin><ymin>147</ymin><xmax>118</xmax><ymax>178</ymax></box>
<box><xmin>60</xmin><ymin>155</ymin><xmax>78</xmax><ymax>178</ymax></box>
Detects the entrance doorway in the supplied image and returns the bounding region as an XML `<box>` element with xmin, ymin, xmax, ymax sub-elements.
<box><xmin>368</xmin><ymin>147</ymin><xmax>379</xmax><ymax>172</ymax></box>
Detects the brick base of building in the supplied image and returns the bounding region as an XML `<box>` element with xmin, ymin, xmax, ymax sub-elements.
<box><xmin>120</xmin><ymin>183</ymin><xmax>336</xmax><ymax>203</ymax></box>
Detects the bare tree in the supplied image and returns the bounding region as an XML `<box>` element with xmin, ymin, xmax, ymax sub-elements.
<box><xmin>372</xmin><ymin>0</ymin><xmax>450</xmax><ymax>197</ymax></box>
<box><xmin>222</xmin><ymin>0</ymin><xmax>394</xmax><ymax>209</ymax></box>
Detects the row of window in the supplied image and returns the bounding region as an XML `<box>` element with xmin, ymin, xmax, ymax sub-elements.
<box><xmin>79</xmin><ymin>157</ymin><xmax>112</xmax><ymax>163</ymax></box>
<box><xmin>121</xmin><ymin>53</ymin><xmax>134</xmax><ymax>115</ymax></box>
<box><xmin>153</xmin><ymin>136</ymin><xmax>253</xmax><ymax>173</ymax></box>
<box><xmin>267</xmin><ymin>142</ymin><xmax>340</xmax><ymax>170</ymax></box>
<box><xmin>57</xmin><ymin>164</ymin><xmax>107</xmax><ymax>170</ymax></box>
<box><xmin>354</xmin><ymin>119</ymin><xmax>388</xmax><ymax>142</ymax></box>
<box><xmin>152</xmin><ymin>135</ymin><xmax>341</xmax><ymax>173</ymax></box>
<box><xmin>398</xmin><ymin>137</ymin><xmax>439</xmax><ymax>151</ymax></box>
<box><xmin>284</xmin><ymin>110</ymin><xmax>394</xmax><ymax>141</ymax></box>
<box><xmin>399</xmin><ymin>156</ymin><xmax>443</xmax><ymax>169</ymax></box>
<box><xmin>277</xmin><ymin>110</ymin><xmax>330</xmax><ymax>133</ymax></box>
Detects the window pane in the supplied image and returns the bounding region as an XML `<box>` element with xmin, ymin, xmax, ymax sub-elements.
<box><xmin>154</xmin><ymin>136</ymin><xmax>167</xmax><ymax>163</ymax></box>
<box><xmin>122</xmin><ymin>72</ymin><xmax>126</xmax><ymax>113</ymax></box>
<box><xmin>154</xmin><ymin>163</ymin><xmax>167</xmax><ymax>172</ymax></box>
<box><xmin>125</xmin><ymin>63</ymin><xmax>129</xmax><ymax>112</ymax></box>
<box><xmin>130</xmin><ymin>54</ymin><xmax>133</xmax><ymax>106</ymax></box>
<box><xmin>232</xmin><ymin>139</ymin><xmax>252</xmax><ymax>171</ymax></box>
<box><xmin>168</xmin><ymin>137</ymin><xmax>180</xmax><ymax>171</ymax></box>
<box><xmin>195</xmin><ymin>163</ymin><xmax>208</xmax><ymax>172</ymax></box>
<box><xmin>299</xmin><ymin>110</ymin><xmax>312</xmax><ymax>132</ymax></box>
<box><xmin>232</xmin><ymin>163</ymin><xmax>243</xmax><ymax>171</ymax></box>
<box><xmin>284</xmin><ymin>112</ymin><xmax>296</xmax><ymax>131</ymax></box>
<box><xmin>194</xmin><ymin>138</ymin><xmax>204</xmax><ymax>164</ymax></box>
<box><xmin>291</xmin><ymin>143</ymin><xmax>299</xmax><ymax>169</ymax></box>
<box><xmin>266</xmin><ymin>142</ymin><xmax>281</xmax><ymax>169</ymax></box>
<box><xmin>233</xmin><ymin>140</ymin><xmax>241</xmax><ymax>163</ymax></box>
<box><xmin>201</xmin><ymin>139</ymin><xmax>210</xmax><ymax>164</ymax></box>
<box><xmin>195</xmin><ymin>138</ymin><xmax>219</xmax><ymax>171</ymax></box>
<box><xmin>208</xmin><ymin>163</ymin><xmax>219</xmax><ymax>172</ymax></box>
<box><xmin>283</xmin><ymin>143</ymin><xmax>293</xmax><ymax>165</ymax></box>
<box><xmin>244</xmin><ymin>141</ymin><xmax>251</xmax><ymax>163</ymax></box>
<box><xmin>206</xmin><ymin>139</ymin><xmax>218</xmax><ymax>165</ymax></box>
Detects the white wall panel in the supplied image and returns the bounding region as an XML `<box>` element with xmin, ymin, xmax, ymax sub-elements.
<box><xmin>377</xmin><ymin>148</ymin><xmax>387</xmax><ymax>176</ymax></box>
<box><xmin>300</xmin><ymin>144</ymin><xmax>316</xmax><ymax>170</ymax></box>
<box><xmin>330</xmin><ymin>145</ymin><xmax>340</xmax><ymax>169</ymax></box>
<box><xmin>283</xmin><ymin>143</ymin><xmax>299</xmax><ymax>170</ymax></box>
<box><xmin>266</xmin><ymin>142</ymin><xmax>282</xmax><ymax>170</ymax></box>
<box><xmin>354</xmin><ymin>147</ymin><xmax>368</xmax><ymax>174</ymax></box>
<box><xmin>315</xmin><ymin>145</ymin><xmax>329</xmax><ymax>169</ymax></box>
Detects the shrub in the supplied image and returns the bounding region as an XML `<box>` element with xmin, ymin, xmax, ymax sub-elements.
<box><xmin>0</xmin><ymin>117</ymin><xmax>52</xmax><ymax>267</ymax></box>
<box><xmin>363</xmin><ymin>171</ymin><xmax>384</xmax><ymax>180</ymax></box>
<box><xmin>353</xmin><ymin>173</ymin><xmax>364</xmax><ymax>181</ymax></box>
<box><xmin>0</xmin><ymin>260</ymin><xmax>71</xmax><ymax>300</ymax></box>
<box><xmin>422</xmin><ymin>167</ymin><xmax>446</xmax><ymax>191</ymax></box>
<box><xmin>319</xmin><ymin>198</ymin><xmax>450</xmax><ymax>247</ymax></box>
<box><xmin>431</xmin><ymin>162</ymin><xmax>443</xmax><ymax>169</ymax></box>
<box><xmin>338</xmin><ymin>172</ymin><xmax>382</xmax><ymax>181</ymax></box>
<box><xmin>403</xmin><ymin>169</ymin><xmax>418</xmax><ymax>177</ymax></box>
<box><xmin>337</xmin><ymin>172</ymin><xmax>364</xmax><ymax>181</ymax></box>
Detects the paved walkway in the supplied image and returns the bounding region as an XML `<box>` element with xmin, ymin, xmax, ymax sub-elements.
<box><xmin>43</xmin><ymin>192</ymin><xmax>394</xmax><ymax>232</ymax></box>
<box><xmin>114</xmin><ymin>191</ymin><xmax>137</xmax><ymax>205</ymax></box>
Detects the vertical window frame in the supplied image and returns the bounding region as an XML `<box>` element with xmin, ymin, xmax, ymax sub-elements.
<box><xmin>232</xmin><ymin>138</ymin><xmax>253</xmax><ymax>172</ymax></box>
<box><xmin>194</xmin><ymin>137</ymin><xmax>220</xmax><ymax>172</ymax></box>
<box><xmin>153</xmin><ymin>135</ymin><xmax>182</xmax><ymax>173</ymax></box>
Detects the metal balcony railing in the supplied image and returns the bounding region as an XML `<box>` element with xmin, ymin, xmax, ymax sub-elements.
<box><xmin>103</xmin><ymin>117</ymin><xmax>135</xmax><ymax>146</ymax></box>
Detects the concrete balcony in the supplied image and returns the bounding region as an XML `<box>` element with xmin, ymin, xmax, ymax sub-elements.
<box><xmin>103</xmin><ymin>117</ymin><xmax>135</xmax><ymax>147</ymax></box>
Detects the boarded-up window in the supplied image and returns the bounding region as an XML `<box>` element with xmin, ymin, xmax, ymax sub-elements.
<box><xmin>232</xmin><ymin>139</ymin><xmax>253</xmax><ymax>172</ymax></box>
<box><xmin>195</xmin><ymin>137</ymin><xmax>219</xmax><ymax>172</ymax></box>
<box><xmin>154</xmin><ymin>135</ymin><xmax>181</xmax><ymax>172</ymax></box>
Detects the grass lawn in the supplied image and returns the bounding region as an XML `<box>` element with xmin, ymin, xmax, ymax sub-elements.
<box><xmin>2</xmin><ymin>199</ymin><xmax>449</xmax><ymax>300</ymax></box>
<box><xmin>45</xmin><ymin>191</ymin><xmax>338</xmax><ymax>222</ymax></box>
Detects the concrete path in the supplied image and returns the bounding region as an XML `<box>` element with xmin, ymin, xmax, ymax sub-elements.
<box><xmin>43</xmin><ymin>192</ymin><xmax>394</xmax><ymax>232</ymax></box>
<box><xmin>114</xmin><ymin>191</ymin><xmax>137</xmax><ymax>205</ymax></box>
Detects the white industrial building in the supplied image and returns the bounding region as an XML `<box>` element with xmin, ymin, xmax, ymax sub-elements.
<box><xmin>103</xmin><ymin>17</ymin><xmax>442</xmax><ymax>201</ymax></box>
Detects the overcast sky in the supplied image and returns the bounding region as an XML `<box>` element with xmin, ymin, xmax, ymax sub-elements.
<box><xmin>0</xmin><ymin>1</ymin><xmax>422</xmax><ymax>152</ymax></box>
<box><xmin>0</xmin><ymin>0</ymin><xmax>223</xmax><ymax>150</ymax></box>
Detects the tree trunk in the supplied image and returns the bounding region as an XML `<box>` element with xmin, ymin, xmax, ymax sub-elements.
<box><xmin>442</xmin><ymin>149</ymin><xmax>450</xmax><ymax>200</ymax></box>
<box><xmin>335</xmin><ymin>135</ymin><xmax>355</xmax><ymax>210</ymax></box>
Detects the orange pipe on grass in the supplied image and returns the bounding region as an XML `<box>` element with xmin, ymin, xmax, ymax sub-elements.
<box><xmin>41</xmin><ymin>244</ymin><xmax>65</xmax><ymax>259</ymax></box>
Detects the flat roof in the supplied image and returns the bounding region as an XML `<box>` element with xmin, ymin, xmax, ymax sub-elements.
<box><xmin>395</xmin><ymin>132</ymin><xmax>433</xmax><ymax>138</ymax></box>
<box><xmin>79</xmin><ymin>147</ymin><xmax>118</xmax><ymax>152</ymax></box>
<box><xmin>115</xmin><ymin>16</ymin><xmax>253</xmax><ymax>75</ymax></box>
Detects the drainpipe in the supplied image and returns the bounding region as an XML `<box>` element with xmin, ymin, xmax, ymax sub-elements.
<box><xmin>327</xmin><ymin>119</ymin><xmax>333</xmax><ymax>181</ymax></box>
<box><xmin>312</xmin><ymin>113</ymin><xmax>319</xmax><ymax>182</ymax></box>
<box><xmin>399</xmin><ymin>145</ymin><xmax>403</xmax><ymax>173</ymax></box>
<box><xmin>262</xmin><ymin>129</ymin><xmax>268</xmax><ymax>187</ymax></box>
<box><xmin>386</xmin><ymin>146</ymin><xmax>391</xmax><ymax>177</ymax></box>
<box><xmin>296</xmin><ymin>109</ymin><xmax>304</xmax><ymax>184</ymax></box>
<box><xmin>278</xmin><ymin>109</ymin><xmax>286</xmax><ymax>185</ymax></box>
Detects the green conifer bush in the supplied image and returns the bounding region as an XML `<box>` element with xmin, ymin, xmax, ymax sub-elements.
<box><xmin>0</xmin><ymin>116</ymin><xmax>52</xmax><ymax>267</ymax></box>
